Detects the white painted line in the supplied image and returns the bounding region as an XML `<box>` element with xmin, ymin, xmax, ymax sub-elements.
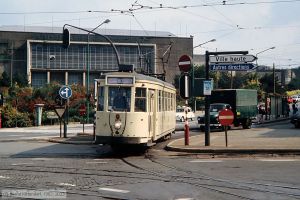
<box><xmin>86</xmin><ymin>161</ymin><xmax>108</xmax><ymax>164</ymax></box>
<box><xmin>0</xmin><ymin>176</ymin><xmax>10</xmax><ymax>179</ymax></box>
<box><xmin>179</xmin><ymin>61</ymin><xmax>191</xmax><ymax>65</ymax></box>
<box><xmin>99</xmin><ymin>187</ymin><xmax>130</xmax><ymax>193</ymax></box>
<box><xmin>31</xmin><ymin>158</ymin><xmax>54</xmax><ymax>161</ymax></box>
<box><xmin>8</xmin><ymin>134</ymin><xmax>26</xmax><ymax>137</ymax></box>
<box><xmin>57</xmin><ymin>183</ymin><xmax>76</xmax><ymax>187</ymax></box>
<box><xmin>189</xmin><ymin>160</ymin><xmax>223</xmax><ymax>163</ymax></box>
<box><xmin>19</xmin><ymin>136</ymin><xmax>50</xmax><ymax>140</ymax></box>
<box><xmin>175</xmin><ymin>198</ymin><xmax>194</xmax><ymax>200</ymax></box>
<box><xmin>259</xmin><ymin>159</ymin><xmax>298</xmax><ymax>162</ymax></box>
<box><xmin>11</xmin><ymin>163</ymin><xmax>34</xmax><ymax>166</ymax></box>
<box><xmin>219</xmin><ymin>116</ymin><xmax>234</xmax><ymax>119</ymax></box>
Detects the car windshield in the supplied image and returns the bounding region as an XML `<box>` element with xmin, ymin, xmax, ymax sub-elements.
<box><xmin>176</xmin><ymin>108</ymin><xmax>184</xmax><ymax>112</ymax></box>
<box><xmin>210</xmin><ymin>104</ymin><xmax>225</xmax><ymax>112</ymax></box>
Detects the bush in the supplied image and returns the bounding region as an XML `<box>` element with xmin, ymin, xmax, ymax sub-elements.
<box><xmin>2</xmin><ymin>105</ymin><xmax>32</xmax><ymax>127</ymax></box>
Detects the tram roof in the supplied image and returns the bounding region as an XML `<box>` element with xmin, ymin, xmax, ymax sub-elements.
<box><xmin>100</xmin><ymin>71</ymin><xmax>175</xmax><ymax>88</ymax></box>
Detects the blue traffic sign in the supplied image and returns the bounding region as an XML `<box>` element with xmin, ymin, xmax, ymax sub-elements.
<box><xmin>210</xmin><ymin>63</ymin><xmax>256</xmax><ymax>71</ymax></box>
<box><xmin>59</xmin><ymin>86</ymin><xmax>72</xmax><ymax>99</ymax></box>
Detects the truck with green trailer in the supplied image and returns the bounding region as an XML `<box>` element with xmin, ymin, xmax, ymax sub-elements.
<box><xmin>197</xmin><ymin>89</ymin><xmax>258</xmax><ymax>130</ymax></box>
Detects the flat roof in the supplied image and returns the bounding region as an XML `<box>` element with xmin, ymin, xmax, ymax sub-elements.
<box><xmin>0</xmin><ymin>25</ymin><xmax>177</xmax><ymax>38</ymax></box>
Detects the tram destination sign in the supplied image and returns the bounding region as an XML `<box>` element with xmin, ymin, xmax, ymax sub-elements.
<box><xmin>210</xmin><ymin>63</ymin><xmax>256</xmax><ymax>71</ymax></box>
<box><xmin>210</xmin><ymin>54</ymin><xmax>257</xmax><ymax>63</ymax></box>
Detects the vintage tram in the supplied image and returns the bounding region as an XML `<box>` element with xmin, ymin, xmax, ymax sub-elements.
<box><xmin>94</xmin><ymin>70</ymin><xmax>176</xmax><ymax>147</ymax></box>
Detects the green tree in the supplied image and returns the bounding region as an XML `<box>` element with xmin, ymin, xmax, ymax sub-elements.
<box><xmin>0</xmin><ymin>71</ymin><xmax>10</xmax><ymax>87</ymax></box>
<box><xmin>13</xmin><ymin>72</ymin><xmax>28</xmax><ymax>87</ymax></box>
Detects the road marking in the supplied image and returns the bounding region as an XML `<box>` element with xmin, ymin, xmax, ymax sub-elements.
<box><xmin>11</xmin><ymin>163</ymin><xmax>34</xmax><ymax>166</ymax></box>
<box><xmin>31</xmin><ymin>158</ymin><xmax>54</xmax><ymax>161</ymax></box>
<box><xmin>86</xmin><ymin>161</ymin><xmax>108</xmax><ymax>164</ymax></box>
<box><xmin>259</xmin><ymin>159</ymin><xmax>298</xmax><ymax>162</ymax></box>
<box><xmin>57</xmin><ymin>183</ymin><xmax>76</xmax><ymax>187</ymax></box>
<box><xmin>175</xmin><ymin>198</ymin><xmax>194</xmax><ymax>200</ymax></box>
<box><xmin>189</xmin><ymin>160</ymin><xmax>223</xmax><ymax>163</ymax></box>
<box><xmin>0</xmin><ymin>176</ymin><xmax>10</xmax><ymax>179</ymax></box>
<box><xmin>7</xmin><ymin>134</ymin><xmax>26</xmax><ymax>137</ymax></box>
<box><xmin>99</xmin><ymin>187</ymin><xmax>130</xmax><ymax>193</ymax></box>
<box><xmin>19</xmin><ymin>136</ymin><xmax>51</xmax><ymax>140</ymax></box>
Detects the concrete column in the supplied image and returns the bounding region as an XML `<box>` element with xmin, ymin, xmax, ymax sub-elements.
<box><xmin>65</xmin><ymin>71</ymin><xmax>68</xmax><ymax>85</ymax></box>
<box><xmin>47</xmin><ymin>71</ymin><xmax>50</xmax><ymax>84</ymax></box>
<box><xmin>83</xmin><ymin>72</ymin><xmax>86</xmax><ymax>87</ymax></box>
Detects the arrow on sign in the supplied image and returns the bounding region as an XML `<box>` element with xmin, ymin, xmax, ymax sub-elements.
<box><xmin>210</xmin><ymin>63</ymin><xmax>257</xmax><ymax>71</ymax></box>
<box><xmin>60</xmin><ymin>88</ymin><xmax>69</xmax><ymax>96</ymax></box>
<box><xmin>59</xmin><ymin>86</ymin><xmax>72</xmax><ymax>99</ymax></box>
<box><xmin>210</xmin><ymin>55</ymin><xmax>257</xmax><ymax>63</ymax></box>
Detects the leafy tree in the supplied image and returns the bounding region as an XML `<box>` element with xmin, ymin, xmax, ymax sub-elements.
<box><xmin>259</xmin><ymin>73</ymin><xmax>284</xmax><ymax>94</ymax></box>
<box><xmin>13</xmin><ymin>72</ymin><xmax>28</xmax><ymax>87</ymax></box>
<box><xmin>0</xmin><ymin>71</ymin><xmax>10</xmax><ymax>87</ymax></box>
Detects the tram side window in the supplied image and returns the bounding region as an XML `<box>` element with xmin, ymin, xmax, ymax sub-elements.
<box><xmin>135</xmin><ymin>88</ymin><xmax>146</xmax><ymax>112</ymax></box>
<box><xmin>158</xmin><ymin>90</ymin><xmax>162</xmax><ymax>112</ymax></box>
<box><xmin>108</xmin><ymin>87</ymin><xmax>131</xmax><ymax>111</ymax></box>
<box><xmin>97</xmin><ymin>86</ymin><xmax>104</xmax><ymax>111</ymax></box>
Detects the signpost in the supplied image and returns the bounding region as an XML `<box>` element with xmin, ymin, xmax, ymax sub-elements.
<box><xmin>59</xmin><ymin>86</ymin><xmax>72</xmax><ymax>99</ymax></box>
<box><xmin>203</xmin><ymin>80</ymin><xmax>213</xmax><ymax>96</ymax></box>
<box><xmin>204</xmin><ymin>50</ymin><xmax>250</xmax><ymax>146</ymax></box>
<box><xmin>218</xmin><ymin>109</ymin><xmax>234</xmax><ymax>147</ymax></box>
<box><xmin>210</xmin><ymin>55</ymin><xmax>257</xmax><ymax>63</ymax></box>
<box><xmin>54</xmin><ymin>107</ymin><xmax>66</xmax><ymax>138</ymax></box>
<box><xmin>58</xmin><ymin>86</ymin><xmax>72</xmax><ymax>138</ymax></box>
<box><xmin>210</xmin><ymin>63</ymin><xmax>256</xmax><ymax>71</ymax></box>
<box><xmin>178</xmin><ymin>55</ymin><xmax>192</xmax><ymax>72</ymax></box>
<box><xmin>178</xmin><ymin>54</ymin><xmax>192</xmax><ymax>146</ymax></box>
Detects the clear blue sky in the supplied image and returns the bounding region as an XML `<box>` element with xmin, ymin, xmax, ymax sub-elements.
<box><xmin>1</xmin><ymin>0</ymin><xmax>300</xmax><ymax>68</ymax></box>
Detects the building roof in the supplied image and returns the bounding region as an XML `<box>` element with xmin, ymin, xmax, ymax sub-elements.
<box><xmin>0</xmin><ymin>25</ymin><xmax>176</xmax><ymax>38</ymax></box>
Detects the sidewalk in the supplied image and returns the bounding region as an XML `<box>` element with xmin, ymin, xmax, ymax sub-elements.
<box><xmin>167</xmin><ymin>117</ymin><xmax>300</xmax><ymax>154</ymax></box>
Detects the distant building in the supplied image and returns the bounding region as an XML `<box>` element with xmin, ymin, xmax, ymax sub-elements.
<box><xmin>0</xmin><ymin>26</ymin><xmax>193</xmax><ymax>87</ymax></box>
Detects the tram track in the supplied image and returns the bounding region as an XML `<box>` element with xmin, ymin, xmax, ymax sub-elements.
<box><xmin>120</xmin><ymin>155</ymin><xmax>300</xmax><ymax>200</ymax></box>
<box><xmin>0</xmin><ymin>154</ymin><xmax>299</xmax><ymax>199</ymax></box>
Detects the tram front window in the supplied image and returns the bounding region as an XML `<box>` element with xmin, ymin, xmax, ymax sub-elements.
<box><xmin>108</xmin><ymin>87</ymin><xmax>131</xmax><ymax>111</ymax></box>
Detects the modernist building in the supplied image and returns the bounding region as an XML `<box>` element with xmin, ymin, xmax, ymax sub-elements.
<box><xmin>0</xmin><ymin>26</ymin><xmax>193</xmax><ymax>87</ymax></box>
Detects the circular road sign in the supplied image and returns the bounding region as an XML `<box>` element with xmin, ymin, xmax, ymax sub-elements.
<box><xmin>178</xmin><ymin>55</ymin><xmax>192</xmax><ymax>72</ymax></box>
<box><xmin>218</xmin><ymin>109</ymin><xmax>234</xmax><ymax>126</ymax></box>
<box><xmin>59</xmin><ymin>85</ymin><xmax>72</xmax><ymax>99</ymax></box>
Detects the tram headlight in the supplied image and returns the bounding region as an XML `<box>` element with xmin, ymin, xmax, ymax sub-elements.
<box><xmin>114</xmin><ymin>120</ymin><xmax>122</xmax><ymax>130</ymax></box>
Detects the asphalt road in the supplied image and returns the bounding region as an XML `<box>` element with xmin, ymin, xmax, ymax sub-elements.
<box><xmin>0</xmin><ymin>120</ymin><xmax>299</xmax><ymax>200</ymax></box>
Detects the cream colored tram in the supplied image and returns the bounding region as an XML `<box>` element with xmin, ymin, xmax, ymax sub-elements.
<box><xmin>94</xmin><ymin>71</ymin><xmax>176</xmax><ymax>146</ymax></box>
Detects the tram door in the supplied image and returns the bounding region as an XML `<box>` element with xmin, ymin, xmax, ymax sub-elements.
<box><xmin>148</xmin><ymin>89</ymin><xmax>155</xmax><ymax>138</ymax></box>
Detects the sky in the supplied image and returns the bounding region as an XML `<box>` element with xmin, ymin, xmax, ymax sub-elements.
<box><xmin>1</xmin><ymin>0</ymin><xmax>300</xmax><ymax>69</ymax></box>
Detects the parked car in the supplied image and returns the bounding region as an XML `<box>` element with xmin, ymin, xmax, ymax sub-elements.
<box><xmin>291</xmin><ymin>95</ymin><xmax>300</xmax><ymax>102</ymax></box>
<box><xmin>176</xmin><ymin>107</ymin><xmax>195</xmax><ymax>122</ymax></box>
<box><xmin>291</xmin><ymin>110</ymin><xmax>300</xmax><ymax>128</ymax></box>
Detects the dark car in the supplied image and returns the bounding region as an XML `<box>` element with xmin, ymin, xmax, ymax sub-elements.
<box><xmin>291</xmin><ymin>111</ymin><xmax>300</xmax><ymax>128</ymax></box>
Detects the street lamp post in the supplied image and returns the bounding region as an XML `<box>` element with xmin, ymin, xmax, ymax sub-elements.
<box><xmin>255</xmin><ymin>46</ymin><xmax>276</xmax><ymax>66</ymax></box>
<box><xmin>255</xmin><ymin>46</ymin><xmax>275</xmax><ymax>120</ymax></box>
<box><xmin>86</xmin><ymin>19</ymin><xmax>110</xmax><ymax>124</ymax></box>
<box><xmin>192</xmin><ymin>39</ymin><xmax>216</xmax><ymax>111</ymax></box>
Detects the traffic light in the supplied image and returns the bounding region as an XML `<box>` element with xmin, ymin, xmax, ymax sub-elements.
<box><xmin>62</xmin><ymin>28</ymin><xmax>70</xmax><ymax>49</ymax></box>
<box><xmin>179</xmin><ymin>74</ymin><xmax>191</xmax><ymax>99</ymax></box>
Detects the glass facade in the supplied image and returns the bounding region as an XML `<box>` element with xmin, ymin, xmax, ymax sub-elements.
<box><xmin>31</xmin><ymin>43</ymin><xmax>155</xmax><ymax>73</ymax></box>
<box><xmin>31</xmin><ymin>72</ymin><xmax>47</xmax><ymax>88</ymax></box>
